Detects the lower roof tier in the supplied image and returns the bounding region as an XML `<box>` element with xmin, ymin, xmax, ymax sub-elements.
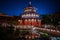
<box><xmin>21</xmin><ymin>13</ymin><xmax>40</xmax><ymax>18</ymax></box>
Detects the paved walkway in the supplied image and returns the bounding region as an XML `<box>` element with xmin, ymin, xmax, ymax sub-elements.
<box><xmin>36</xmin><ymin>28</ymin><xmax>60</xmax><ymax>37</ymax></box>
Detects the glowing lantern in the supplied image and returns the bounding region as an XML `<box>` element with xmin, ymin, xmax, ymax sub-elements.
<box><xmin>18</xmin><ymin>20</ymin><xmax>23</xmax><ymax>25</ymax></box>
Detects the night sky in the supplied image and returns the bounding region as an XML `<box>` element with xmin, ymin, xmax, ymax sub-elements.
<box><xmin>0</xmin><ymin>0</ymin><xmax>60</xmax><ymax>16</ymax></box>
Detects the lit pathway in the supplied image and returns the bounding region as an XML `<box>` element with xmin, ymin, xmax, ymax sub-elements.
<box><xmin>36</xmin><ymin>28</ymin><xmax>60</xmax><ymax>37</ymax></box>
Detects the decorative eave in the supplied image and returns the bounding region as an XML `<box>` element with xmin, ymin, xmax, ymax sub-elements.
<box><xmin>0</xmin><ymin>13</ymin><xmax>8</xmax><ymax>17</ymax></box>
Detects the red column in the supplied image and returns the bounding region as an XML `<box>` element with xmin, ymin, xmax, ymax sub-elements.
<box><xmin>28</xmin><ymin>20</ymin><xmax>31</xmax><ymax>25</ymax></box>
<box><xmin>33</xmin><ymin>19</ymin><xmax>37</xmax><ymax>26</ymax></box>
<box><xmin>24</xmin><ymin>19</ymin><xmax>28</xmax><ymax>25</ymax></box>
<box><xmin>31</xmin><ymin>21</ymin><xmax>34</xmax><ymax>26</ymax></box>
<box><xmin>38</xmin><ymin>20</ymin><xmax>41</xmax><ymax>27</ymax></box>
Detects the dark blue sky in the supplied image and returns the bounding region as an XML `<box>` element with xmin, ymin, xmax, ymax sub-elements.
<box><xmin>0</xmin><ymin>0</ymin><xmax>60</xmax><ymax>16</ymax></box>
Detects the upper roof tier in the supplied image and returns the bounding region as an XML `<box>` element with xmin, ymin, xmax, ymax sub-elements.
<box><xmin>24</xmin><ymin>1</ymin><xmax>37</xmax><ymax>12</ymax></box>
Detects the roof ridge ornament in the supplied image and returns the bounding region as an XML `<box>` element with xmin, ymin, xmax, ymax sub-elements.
<box><xmin>29</xmin><ymin>1</ymin><xmax>31</xmax><ymax>5</ymax></box>
<box><xmin>29</xmin><ymin>0</ymin><xmax>31</xmax><ymax>5</ymax></box>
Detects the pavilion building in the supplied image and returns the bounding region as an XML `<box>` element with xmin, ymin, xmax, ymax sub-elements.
<box><xmin>18</xmin><ymin>1</ymin><xmax>41</xmax><ymax>27</ymax></box>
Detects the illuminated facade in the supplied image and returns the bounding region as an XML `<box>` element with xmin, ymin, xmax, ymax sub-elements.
<box><xmin>18</xmin><ymin>1</ymin><xmax>41</xmax><ymax>27</ymax></box>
